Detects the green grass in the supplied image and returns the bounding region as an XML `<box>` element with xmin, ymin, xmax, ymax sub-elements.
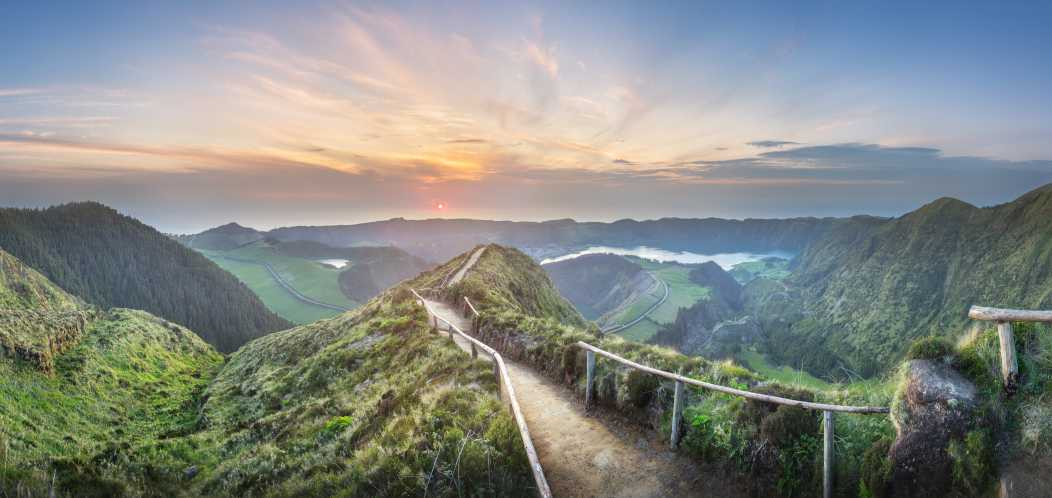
<box><xmin>204</xmin><ymin>254</ymin><xmax>340</xmax><ymax>324</ymax></box>
<box><xmin>199</xmin><ymin>240</ymin><xmax>358</xmax><ymax>324</ymax></box>
<box><xmin>737</xmin><ymin>349</ymin><xmax>833</xmax><ymax>391</ymax></box>
<box><xmin>729</xmin><ymin>258</ymin><xmax>791</xmax><ymax>284</ymax></box>
<box><xmin>628</xmin><ymin>258</ymin><xmax>711</xmax><ymax>324</ymax></box>
<box><xmin>0</xmin><ymin>308</ymin><xmax>223</xmax><ymax>494</ymax></box>
<box><xmin>2</xmin><ymin>258</ymin><xmax>534</xmax><ymax>497</ymax></box>
<box><xmin>615</xmin><ymin>317</ymin><xmax>661</xmax><ymax>342</ymax></box>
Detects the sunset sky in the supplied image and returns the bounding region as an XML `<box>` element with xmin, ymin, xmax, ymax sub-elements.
<box><xmin>3</xmin><ymin>1</ymin><xmax>1052</xmax><ymax>232</ymax></box>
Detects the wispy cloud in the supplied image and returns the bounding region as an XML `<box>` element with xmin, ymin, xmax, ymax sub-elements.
<box><xmin>748</xmin><ymin>140</ymin><xmax>800</xmax><ymax>148</ymax></box>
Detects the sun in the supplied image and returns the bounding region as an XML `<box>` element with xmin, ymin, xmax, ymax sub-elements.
<box><xmin>436</xmin><ymin>201</ymin><xmax>446</xmax><ymax>210</ymax></box>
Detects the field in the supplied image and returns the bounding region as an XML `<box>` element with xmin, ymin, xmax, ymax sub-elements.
<box><xmin>199</xmin><ymin>241</ymin><xmax>358</xmax><ymax>324</ymax></box>
<box><xmin>736</xmin><ymin>349</ymin><xmax>832</xmax><ymax>391</ymax></box>
<box><xmin>612</xmin><ymin>258</ymin><xmax>713</xmax><ymax>341</ymax></box>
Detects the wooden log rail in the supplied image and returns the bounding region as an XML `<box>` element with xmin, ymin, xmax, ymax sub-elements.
<box><xmin>576</xmin><ymin>341</ymin><xmax>888</xmax><ymax>498</ymax></box>
<box><xmin>462</xmin><ymin>296</ymin><xmax>481</xmax><ymax>334</ymax></box>
<box><xmin>410</xmin><ymin>289</ymin><xmax>552</xmax><ymax>498</ymax></box>
<box><xmin>968</xmin><ymin>305</ymin><xmax>1052</xmax><ymax>395</ymax></box>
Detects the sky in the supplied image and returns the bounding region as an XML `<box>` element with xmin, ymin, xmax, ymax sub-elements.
<box><xmin>2</xmin><ymin>1</ymin><xmax>1052</xmax><ymax>233</ymax></box>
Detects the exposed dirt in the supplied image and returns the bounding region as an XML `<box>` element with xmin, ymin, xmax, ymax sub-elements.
<box><xmin>447</xmin><ymin>246</ymin><xmax>486</xmax><ymax>287</ymax></box>
<box><xmin>424</xmin><ymin>298</ymin><xmax>748</xmax><ymax>498</ymax></box>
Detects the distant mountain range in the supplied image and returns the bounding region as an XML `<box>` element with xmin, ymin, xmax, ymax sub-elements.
<box><xmin>180</xmin><ymin>216</ymin><xmax>841</xmax><ymax>263</ymax></box>
<box><xmin>765</xmin><ymin>183</ymin><xmax>1052</xmax><ymax>378</ymax></box>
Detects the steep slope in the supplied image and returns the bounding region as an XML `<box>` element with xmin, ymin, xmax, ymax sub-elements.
<box><xmin>770</xmin><ymin>184</ymin><xmax>1052</xmax><ymax>378</ymax></box>
<box><xmin>651</xmin><ymin>262</ymin><xmax>755</xmax><ymax>358</ymax></box>
<box><xmin>0</xmin><ymin>203</ymin><xmax>290</xmax><ymax>352</ymax></box>
<box><xmin>0</xmin><ymin>249</ymin><xmax>224</xmax><ymax>496</ymax></box>
<box><xmin>543</xmin><ymin>253</ymin><xmax>655</xmax><ymax>321</ymax></box>
<box><xmin>2</xmin><ymin>249</ymin><xmax>533</xmax><ymax>498</ymax></box>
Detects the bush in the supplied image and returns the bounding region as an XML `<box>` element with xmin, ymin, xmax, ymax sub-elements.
<box><xmin>905</xmin><ymin>336</ymin><xmax>955</xmax><ymax>361</ymax></box>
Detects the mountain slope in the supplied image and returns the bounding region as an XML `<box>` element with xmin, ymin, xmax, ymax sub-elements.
<box><xmin>770</xmin><ymin>184</ymin><xmax>1052</xmax><ymax>378</ymax></box>
<box><xmin>0</xmin><ymin>202</ymin><xmax>290</xmax><ymax>352</ymax></box>
<box><xmin>1</xmin><ymin>247</ymin><xmax>532</xmax><ymax>497</ymax></box>
<box><xmin>544</xmin><ymin>253</ymin><xmax>655</xmax><ymax>321</ymax></box>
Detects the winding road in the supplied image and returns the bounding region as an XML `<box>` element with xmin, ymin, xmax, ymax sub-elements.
<box><xmin>601</xmin><ymin>272</ymin><xmax>670</xmax><ymax>335</ymax></box>
<box><xmin>212</xmin><ymin>255</ymin><xmax>351</xmax><ymax>312</ymax></box>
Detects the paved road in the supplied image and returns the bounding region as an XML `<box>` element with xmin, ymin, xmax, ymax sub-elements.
<box><xmin>213</xmin><ymin>255</ymin><xmax>351</xmax><ymax>312</ymax></box>
<box><xmin>601</xmin><ymin>272</ymin><xmax>670</xmax><ymax>334</ymax></box>
<box><xmin>422</xmin><ymin>297</ymin><xmax>743</xmax><ymax>498</ymax></box>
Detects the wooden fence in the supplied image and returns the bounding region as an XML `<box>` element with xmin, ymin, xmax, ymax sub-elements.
<box><xmin>968</xmin><ymin>305</ymin><xmax>1052</xmax><ymax>394</ymax></box>
<box><xmin>576</xmin><ymin>342</ymin><xmax>889</xmax><ymax>498</ymax></box>
<box><xmin>411</xmin><ymin>289</ymin><xmax>552</xmax><ymax>498</ymax></box>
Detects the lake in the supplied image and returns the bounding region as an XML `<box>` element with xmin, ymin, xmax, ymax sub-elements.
<box><xmin>539</xmin><ymin>246</ymin><xmax>793</xmax><ymax>270</ymax></box>
<box><xmin>318</xmin><ymin>258</ymin><xmax>350</xmax><ymax>269</ymax></box>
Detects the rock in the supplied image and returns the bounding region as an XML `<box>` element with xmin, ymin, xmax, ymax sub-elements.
<box><xmin>184</xmin><ymin>465</ymin><xmax>199</xmax><ymax>480</ymax></box>
<box><xmin>888</xmin><ymin>359</ymin><xmax>979</xmax><ymax>497</ymax></box>
<box><xmin>682</xmin><ymin>316</ymin><xmax>763</xmax><ymax>358</ymax></box>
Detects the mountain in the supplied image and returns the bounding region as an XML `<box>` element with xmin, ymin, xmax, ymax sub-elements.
<box><xmin>266</xmin><ymin>239</ymin><xmax>432</xmax><ymax>303</ymax></box>
<box><xmin>206</xmin><ymin>216</ymin><xmax>841</xmax><ymax>262</ymax></box>
<box><xmin>178</xmin><ymin>222</ymin><xmax>264</xmax><ymax>250</ymax></box>
<box><xmin>0</xmin><ymin>202</ymin><xmax>290</xmax><ymax>352</ymax></box>
<box><xmin>543</xmin><ymin>253</ymin><xmax>656</xmax><ymax>322</ymax></box>
<box><xmin>766</xmin><ymin>184</ymin><xmax>1052</xmax><ymax>378</ymax></box>
<box><xmin>650</xmin><ymin>262</ymin><xmax>758</xmax><ymax>358</ymax></box>
<box><xmin>1</xmin><ymin>247</ymin><xmax>532</xmax><ymax>497</ymax></box>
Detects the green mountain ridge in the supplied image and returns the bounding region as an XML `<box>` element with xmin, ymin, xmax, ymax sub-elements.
<box><xmin>0</xmin><ymin>202</ymin><xmax>291</xmax><ymax>352</ymax></box>
<box><xmin>769</xmin><ymin>184</ymin><xmax>1052</xmax><ymax>378</ymax></box>
<box><xmin>1</xmin><ymin>243</ymin><xmax>532</xmax><ymax>497</ymax></box>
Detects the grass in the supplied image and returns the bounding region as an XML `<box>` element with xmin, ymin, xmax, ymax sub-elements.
<box><xmin>198</xmin><ymin>240</ymin><xmax>358</xmax><ymax>324</ymax></box>
<box><xmin>203</xmin><ymin>255</ymin><xmax>340</xmax><ymax>324</ymax></box>
<box><xmin>0</xmin><ymin>308</ymin><xmax>223</xmax><ymax>495</ymax></box>
<box><xmin>630</xmin><ymin>258</ymin><xmax>712</xmax><ymax>324</ymax></box>
<box><xmin>616</xmin><ymin>317</ymin><xmax>662</xmax><ymax>342</ymax></box>
<box><xmin>737</xmin><ymin>349</ymin><xmax>833</xmax><ymax>391</ymax></box>
<box><xmin>2</xmin><ymin>256</ymin><xmax>534</xmax><ymax>497</ymax></box>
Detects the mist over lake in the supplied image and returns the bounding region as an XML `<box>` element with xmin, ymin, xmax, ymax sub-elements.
<box><xmin>540</xmin><ymin>246</ymin><xmax>793</xmax><ymax>269</ymax></box>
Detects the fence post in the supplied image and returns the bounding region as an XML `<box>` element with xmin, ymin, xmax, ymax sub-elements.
<box><xmin>471</xmin><ymin>342</ymin><xmax>478</xmax><ymax>359</ymax></box>
<box><xmin>823</xmin><ymin>410</ymin><xmax>834</xmax><ymax>498</ymax></box>
<box><xmin>997</xmin><ymin>321</ymin><xmax>1019</xmax><ymax>394</ymax></box>
<box><xmin>671</xmin><ymin>380</ymin><xmax>684</xmax><ymax>449</ymax></box>
<box><xmin>585</xmin><ymin>350</ymin><xmax>596</xmax><ymax>408</ymax></box>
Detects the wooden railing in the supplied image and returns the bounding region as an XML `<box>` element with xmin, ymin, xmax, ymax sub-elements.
<box><xmin>461</xmin><ymin>296</ymin><xmax>481</xmax><ymax>334</ymax></box>
<box><xmin>411</xmin><ymin>289</ymin><xmax>552</xmax><ymax>498</ymax></box>
<box><xmin>576</xmin><ymin>342</ymin><xmax>889</xmax><ymax>498</ymax></box>
<box><xmin>968</xmin><ymin>305</ymin><xmax>1052</xmax><ymax>394</ymax></box>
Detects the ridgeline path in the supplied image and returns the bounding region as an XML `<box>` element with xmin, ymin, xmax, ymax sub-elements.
<box><xmin>422</xmin><ymin>297</ymin><xmax>746</xmax><ymax>498</ymax></box>
<box><xmin>446</xmin><ymin>246</ymin><xmax>486</xmax><ymax>287</ymax></box>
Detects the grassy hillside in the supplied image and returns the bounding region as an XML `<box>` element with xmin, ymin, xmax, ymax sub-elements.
<box><xmin>0</xmin><ymin>307</ymin><xmax>224</xmax><ymax>496</ymax></box>
<box><xmin>769</xmin><ymin>184</ymin><xmax>1052</xmax><ymax>379</ymax></box>
<box><xmin>1</xmin><ymin>247</ymin><xmax>532</xmax><ymax>497</ymax></box>
<box><xmin>543</xmin><ymin>254</ymin><xmax>654</xmax><ymax>320</ymax></box>
<box><xmin>196</xmin><ymin>238</ymin><xmax>430</xmax><ymax>324</ymax></box>
<box><xmin>440</xmin><ymin>244</ymin><xmax>896</xmax><ymax>497</ymax></box>
<box><xmin>0</xmin><ymin>202</ymin><xmax>290</xmax><ymax>352</ymax></box>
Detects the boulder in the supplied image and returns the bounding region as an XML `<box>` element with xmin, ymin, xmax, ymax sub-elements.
<box><xmin>888</xmin><ymin>359</ymin><xmax>979</xmax><ymax>497</ymax></box>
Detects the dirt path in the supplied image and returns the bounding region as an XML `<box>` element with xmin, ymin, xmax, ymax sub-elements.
<box><xmin>446</xmin><ymin>246</ymin><xmax>486</xmax><ymax>287</ymax></box>
<box><xmin>423</xmin><ymin>298</ymin><xmax>745</xmax><ymax>498</ymax></box>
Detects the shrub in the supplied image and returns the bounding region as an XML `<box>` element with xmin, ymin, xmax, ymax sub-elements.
<box><xmin>905</xmin><ymin>336</ymin><xmax>955</xmax><ymax>361</ymax></box>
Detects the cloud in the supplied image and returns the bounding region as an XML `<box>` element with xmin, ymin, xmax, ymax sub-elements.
<box><xmin>612</xmin><ymin>158</ymin><xmax>638</xmax><ymax>165</ymax></box>
<box><xmin>747</xmin><ymin>140</ymin><xmax>800</xmax><ymax>148</ymax></box>
<box><xmin>445</xmin><ymin>138</ymin><xmax>488</xmax><ymax>144</ymax></box>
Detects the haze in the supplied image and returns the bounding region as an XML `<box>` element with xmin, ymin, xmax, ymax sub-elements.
<box><xmin>2</xmin><ymin>1</ymin><xmax>1052</xmax><ymax>232</ymax></box>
